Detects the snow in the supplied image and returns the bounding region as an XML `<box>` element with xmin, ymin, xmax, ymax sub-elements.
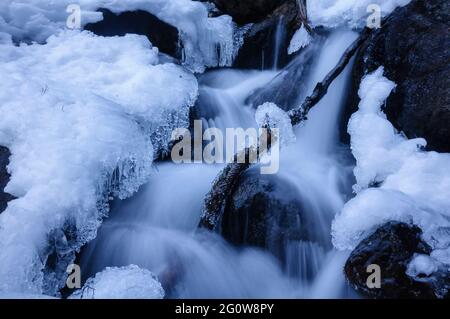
<box><xmin>0</xmin><ymin>30</ymin><xmax>197</xmax><ymax>295</ymax></box>
<box><xmin>70</xmin><ymin>265</ymin><xmax>165</xmax><ymax>299</ymax></box>
<box><xmin>255</xmin><ymin>102</ymin><xmax>296</xmax><ymax>147</ymax></box>
<box><xmin>0</xmin><ymin>0</ymin><xmax>239</xmax><ymax>72</ymax></box>
<box><xmin>332</xmin><ymin>68</ymin><xmax>450</xmax><ymax>267</ymax></box>
<box><xmin>307</xmin><ymin>0</ymin><xmax>412</xmax><ymax>29</ymax></box>
<box><xmin>407</xmin><ymin>254</ymin><xmax>439</xmax><ymax>278</ymax></box>
<box><xmin>431</xmin><ymin>248</ymin><xmax>450</xmax><ymax>269</ymax></box>
<box><xmin>288</xmin><ymin>24</ymin><xmax>312</xmax><ymax>55</ymax></box>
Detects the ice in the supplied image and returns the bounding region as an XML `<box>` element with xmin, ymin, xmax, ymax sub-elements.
<box><xmin>407</xmin><ymin>254</ymin><xmax>439</xmax><ymax>278</ymax></box>
<box><xmin>332</xmin><ymin>68</ymin><xmax>450</xmax><ymax>267</ymax></box>
<box><xmin>255</xmin><ymin>102</ymin><xmax>296</xmax><ymax>146</ymax></box>
<box><xmin>0</xmin><ymin>0</ymin><xmax>238</xmax><ymax>72</ymax></box>
<box><xmin>0</xmin><ymin>31</ymin><xmax>197</xmax><ymax>295</ymax></box>
<box><xmin>307</xmin><ymin>0</ymin><xmax>412</xmax><ymax>29</ymax></box>
<box><xmin>288</xmin><ymin>24</ymin><xmax>312</xmax><ymax>55</ymax></box>
<box><xmin>70</xmin><ymin>265</ymin><xmax>164</xmax><ymax>299</ymax></box>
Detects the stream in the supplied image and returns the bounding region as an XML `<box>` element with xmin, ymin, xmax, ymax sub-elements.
<box><xmin>80</xmin><ymin>29</ymin><xmax>360</xmax><ymax>299</ymax></box>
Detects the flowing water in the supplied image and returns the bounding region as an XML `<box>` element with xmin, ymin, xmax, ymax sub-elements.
<box><xmin>80</xmin><ymin>29</ymin><xmax>359</xmax><ymax>298</ymax></box>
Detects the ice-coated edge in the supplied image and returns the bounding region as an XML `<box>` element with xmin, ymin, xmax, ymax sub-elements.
<box><xmin>0</xmin><ymin>30</ymin><xmax>198</xmax><ymax>295</ymax></box>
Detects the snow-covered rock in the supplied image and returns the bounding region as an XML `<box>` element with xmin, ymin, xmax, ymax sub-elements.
<box><xmin>344</xmin><ymin>222</ymin><xmax>440</xmax><ymax>298</ymax></box>
<box><xmin>307</xmin><ymin>0</ymin><xmax>412</xmax><ymax>28</ymax></box>
<box><xmin>0</xmin><ymin>30</ymin><xmax>197</xmax><ymax>295</ymax></box>
<box><xmin>255</xmin><ymin>102</ymin><xmax>296</xmax><ymax>146</ymax></box>
<box><xmin>333</xmin><ymin>68</ymin><xmax>450</xmax><ymax>267</ymax></box>
<box><xmin>349</xmin><ymin>0</ymin><xmax>450</xmax><ymax>153</ymax></box>
<box><xmin>70</xmin><ymin>265</ymin><xmax>165</xmax><ymax>299</ymax></box>
<box><xmin>0</xmin><ymin>0</ymin><xmax>239</xmax><ymax>72</ymax></box>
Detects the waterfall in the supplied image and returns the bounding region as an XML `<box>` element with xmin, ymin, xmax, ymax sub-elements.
<box><xmin>80</xmin><ymin>29</ymin><xmax>359</xmax><ymax>298</ymax></box>
<box><xmin>272</xmin><ymin>16</ymin><xmax>286</xmax><ymax>70</ymax></box>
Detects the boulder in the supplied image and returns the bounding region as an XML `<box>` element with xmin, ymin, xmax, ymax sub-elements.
<box><xmin>344</xmin><ymin>222</ymin><xmax>449</xmax><ymax>299</ymax></box>
<box><xmin>85</xmin><ymin>9</ymin><xmax>181</xmax><ymax>60</ymax></box>
<box><xmin>211</xmin><ymin>0</ymin><xmax>288</xmax><ymax>24</ymax></box>
<box><xmin>0</xmin><ymin>146</ymin><xmax>15</xmax><ymax>214</ymax></box>
<box><xmin>246</xmin><ymin>36</ymin><xmax>321</xmax><ymax>110</ymax></box>
<box><xmin>345</xmin><ymin>0</ymin><xmax>450</xmax><ymax>152</ymax></box>
<box><xmin>221</xmin><ymin>168</ymin><xmax>330</xmax><ymax>262</ymax></box>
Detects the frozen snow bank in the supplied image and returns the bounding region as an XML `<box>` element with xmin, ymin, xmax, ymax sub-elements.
<box><xmin>0</xmin><ymin>30</ymin><xmax>197</xmax><ymax>295</ymax></box>
<box><xmin>0</xmin><ymin>0</ymin><xmax>238</xmax><ymax>72</ymax></box>
<box><xmin>333</xmin><ymin>68</ymin><xmax>450</xmax><ymax>266</ymax></box>
<box><xmin>70</xmin><ymin>265</ymin><xmax>164</xmax><ymax>299</ymax></box>
<box><xmin>307</xmin><ymin>0</ymin><xmax>412</xmax><ymax>29</ymax></box>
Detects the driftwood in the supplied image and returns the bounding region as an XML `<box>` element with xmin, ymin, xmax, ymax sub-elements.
<box><xmin>199</xmin><ymin>27</ymin><xmax>373</xmax><ymax>231</ymax></box>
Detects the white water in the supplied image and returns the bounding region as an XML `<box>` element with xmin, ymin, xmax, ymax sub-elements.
<box><xmin>80</xmin><ymin>29</ymin><xmax>359</xmax><ymax>298</ymax></box>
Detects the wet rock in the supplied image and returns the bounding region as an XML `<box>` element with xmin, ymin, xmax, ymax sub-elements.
<box><xmin>233</xmin><ymin>0</ymin><xmax>303</xmax><ymax>70</ymax></box>
<box><xmin>0</xmin><ymin>146</ymin><xmax>15</xmax><ymax>214</ymax></box>
<box><xmin>246</xmin><ymin>36</ymin><xmax>322</xmax><ymax>111</ymax></box>
<box><xmin>85</xmin><ymin>9</ymin><xmax>181</xmax><ymax>60</ymax></box>
<box><xmin>222</xmin><ymin>167</ymin><xmax>330</xmax><ymax>262</ymax></box>
<box><xmin>344</xmin><ymin>222</ymin><xmax>449</xmax><ymax>299</ymax></box>
<box><xmin>211</xmin><ymin>0</ymin><xmax>288</xmax><ymax>24</ymax></box>
<box><xmin>345</xmin><ymin>0</ymin><xmax>450</xmax><ymax>151</ymax></box>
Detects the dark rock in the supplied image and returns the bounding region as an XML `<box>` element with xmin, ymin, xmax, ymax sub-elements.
<box><xmin>233</xmin><ymin>0</ymin><xmax>302</xmax><ymax>70</ymax></box>
<box><xmin>345</xmin><ymin>0</ymin><xmax>450</xmax><ymax>151</ymax></box>
<box><xmin>0</xmin><ymin>146</ymin><xmax>15</xmax><ymax>214</ymax></box>
<box><xmin>211</xmin><ymin>0</ymin><xmax>288</xmax><ymax>24</ymax></box>
<box><xmin>344</xmin><ymin>222</ymin><xmax>446</xmax><ymax>299</ymax></box>
<box><xmin>85</xmin><ymin>9</ymin><xmax>181</xmax><ymax>60</ymax></box>
<box><xmin>222</xmin><ymin>167</ymin><xmax>331</xmax><ymax>263</ymax></box>
<box><xmin>246</xmin><ymin>36</ymin><xmax>322</xmax><ymax>110</ymax></box>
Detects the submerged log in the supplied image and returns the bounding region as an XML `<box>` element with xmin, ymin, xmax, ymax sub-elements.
<box><xmin>199</xmin><ymin>27</ymin><xmax>373</xmax><ymax>231</ymax></box>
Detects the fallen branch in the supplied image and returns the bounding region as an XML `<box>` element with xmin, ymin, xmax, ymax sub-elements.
<box><xmin>288</xmin><ymin>27</ymin><xmax>372</xmax><ymax>126</ymax></box>
<box><xmin>199</xmin><ymin>28</ymin><xmax>372</xmax><ymax>231</ymax></box>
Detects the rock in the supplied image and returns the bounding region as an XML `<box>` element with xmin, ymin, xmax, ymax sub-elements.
<box><xmin>344</xmin><ymin>222</ymin><xmax>449</xmax><ymax>299</ymax></box>
<box><xmin>0</xmin><ymin>146</ymin><xmax>15</xmax><ymax>214</ymax></box>
<box><xmin>246</xmin><ymin>35</ymin><xmax>322</xmax><ymax>110</ymax></box>
<box><xmin>85</xmin><ymin>9</ymin><xmax>181</xmax><ymax>60</ymax></box>
<box><xmin>221</xmin><ymin>167</ymin><xmax>330</xmax><ymax>262</ymax></box>
<box><xmin>211</xmin><ymin>0</ymin><xmax>288</xmax><ymax>24</ymax></box>
<box><xmin>233</xmin><ymin>0</ymin><xmax>303</xmax><ymax>70</ymax></box>
<box><xmin>345</xmin><ymin>0</ymin><xmax>450</xmax><ymax>151</ymax></box>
